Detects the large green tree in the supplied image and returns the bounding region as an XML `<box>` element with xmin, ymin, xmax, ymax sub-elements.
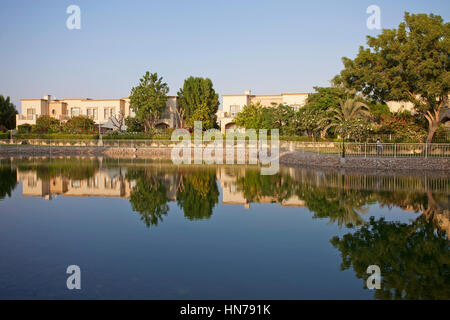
<box><xmin>269</xmin><ymin>104</ymin><xmax>296</xmax><ymax>134</ymax></box>
<box><xmin>130</xmin><ymin>71</ymin><xmax>169</xmax><ymax>132</ymax></box>
<box><xmin>177</xmin><ymin>76</ymin><xmax>219</xmax><ymax>129</ymax></box>
<box><xmin>306</xmin><ymin>86</ymin><xmax>350</xmax><ymax>111</ymax></box>
<box><xmin>0</xmin><ymin>95</ymin><xmax>17</xmax><ymax>130</ymax></box>
<box><xmin>334</xmin><ymin>12</ymin><xmax>449</xmax><ymax>143</ymax></box>
<box><xmin>235</xmin><ymin>103</ymin><xmax>271</xmax><ymax>130</ymax></box>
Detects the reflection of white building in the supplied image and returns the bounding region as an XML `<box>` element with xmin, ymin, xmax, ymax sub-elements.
<box><xmin>216</xmin><ymin>90</ymin><xmax>309</xmax><ymax>133</ymax></box>
<box><xmin>18</xmin><ymin>165</ymin><xmax>307</xmax><ymax>208</ymax></box>
<box><xmin>17</xmin><ymin>168</ymin><xmax>133</xmax><ymax>199</ymax></box>
<box><xmin>216</xmin><ymin>167</ymin><xmax>306</xmax><ymax>209</ymax></box>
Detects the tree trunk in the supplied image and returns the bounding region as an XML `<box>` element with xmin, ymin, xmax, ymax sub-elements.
<box><xmin>426</xmin><ymin>120</ymin><xmax>439</xmax><ymax>143</ymax></box>
<box><xmin>176</xmin><ymin>108</ymin><xmax>185</xmax><ymax>128</ymax></box>
<box><xmin>144</xmin><ymin>119</ymin><xmax>152</xmax><ymax>133</ymax></box>
<box><xmin>425</xmin><ymin>107</ymin><xmax>441</xmax><ymax>144</ymax></box>
<box><xmin>408</xmin><ymin>92</ymin><xmax>443</xmax><ymax>144</ymax></box>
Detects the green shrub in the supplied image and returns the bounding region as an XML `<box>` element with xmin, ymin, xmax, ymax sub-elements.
<box><xmin>125</xmin><ymin>116</ymin><xmax>145</xmax><ymax>132</ymax></box>
<box><xmin>0</xmin><ymin>132</ymin><xmax>9</xmax><ymax>139</ymax></box>
<box><xmin>375</xmin><ymin>114</ymin><xmax>427</xmax><ymax>142</ymax></box>
<box><xmin>63</xmin><ymin>116</ymin><xmax>96</xmax><ymax>134</ymax></box>
<box><xmin>102</xmin><ymin>132</ymin><xmax>154</xmax><ymax>140</ymax></box>
<box><xmin>103</xmin><ymin>128</ymin><xmax>175</xmax><ymax>140</ymax></box>
<box><xmin>17</xmin><ymin>123</ymin><xmax>32</xmax><ymax>133</ymax></box>
<box><xmin>368</xmin><ymin>102</ymin><xmax>391</xmax><ymax>122</ymax></box>
<box><xmin>432</xmin><ymin>125</ymin><xmax>450</xmax><ymax>143</ymax></box>
<box><xmin>279</xmin><ymin>135</ymin><xmax>333</xmax><ymax>142</ymax></box>
<box><xmin>34</xmin><ymin>115</ymin><xmax>61</xmax><ymax>133</ymax></box>
<box><xmin>13</xmin><ymin>133</ymin><xmax>98</xmax><ymax>140</ymax></box>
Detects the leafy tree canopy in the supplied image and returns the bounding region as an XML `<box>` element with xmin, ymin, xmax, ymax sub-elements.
<box><xmin>177</xmin><ymin>76</ymin><xmax>219</xmax><ymax>129</ymax></box>
<box><xmin>333</xmin><ymin>12</ymin><xmax>449</xmax><ymax>142</ymax></box>
<box><xmin>306</xmin><ymin>86</ymin><xmax>352</xmax><ymax>111</ymax></box>
<box><xmin>234</xmin><ymin>103</ymin><xmax>271</xmax><ymax>130</ymax></box>
<box><xmin>0</xmin><ymin>95</ymin><xmax>17</xmax><ymax>130</ymax></box>
<box><xmin>130</xmin><ymin>71</ymin><xmax>169</xmax><ymax>132</ymax></box>
<box><xmin>234</xmin><ymin>103</ymin><xmax>297</xmax><ymax>135</ymax></box>
<box><xmin>186</xmin><ymin>101</ymin><xmax>214</xmax><ymax>129</ymax></box>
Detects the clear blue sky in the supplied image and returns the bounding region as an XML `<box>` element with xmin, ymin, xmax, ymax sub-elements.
<box><xmin>0</xmin><ymin>0</ymin><xmax>448</xmax><ymax>110</ymax></box>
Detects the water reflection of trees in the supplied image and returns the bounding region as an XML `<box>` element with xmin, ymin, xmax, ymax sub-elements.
<box><xmin>233</xmin><ymin>169</ymin><xmax>374</xmax><ymax>227</ymax></box>
<box><xmin>229</xmin><ymin>167</ymin><xmax>450</xmax><ymax>299</ymax></box>
<box><xmin>176</xmin><ymin>168</ymin><xmax>219</xmax><ymax>221</ymax></box>
<box><xmin>233</xmin><ymin>168</ymin><xmax>449</xmax><ymax>229</ymax></box>
<box><xmin>236</xmin><ymin>170</ymin><xmax>295</xmax><ymax>203</ymax></box>
<box><xmin>126</xmin><ymin>167</ymin><xmax>219</xmax><ymax>227</ymax></box>
<box><xmin>126</xmin><ymin>168</ymin><xmax>169</xmax><ymax>227</ymax></box>
<box><xmin>331</xmin><ymin>215</ymin><xmax>450</xmax><ymax>299</ymax></box>
<box><xmin>297</xmin><ymin>186</ymin><xmax>371</xmax><ymax>227</ymax></box>
<box><xmin>0</xmin><ymin>164</ymin><xmax>17</xmax><ymax>200</ymax></box>
<box><xmin>6</xmin><ymin>159</ymin><xmax>450</xmax><ymax>298</ymax></box>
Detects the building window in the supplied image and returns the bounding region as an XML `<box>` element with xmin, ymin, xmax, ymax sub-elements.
<box><xmin>71</xmin><ymin>181</ymin><xmax>81</xmax><ymax>188</ymax></box>
<box><xmin>161</xmin><ymin>107</ymin><xmax>169</xmax><ymax>118</ymax></box>
<box><xmin>87</xmin><ymin>176</ymin><xmax>98</xmax><ymax>188</ymax></box>
<box><xmin>104</xmin><ymin>107</ymin><xmax>115</xmax><ymax>119</ymax></box>
<box><xmin>230</xmin><ymin>105</ymin><xmax>240</xmax><ymax>117</ymax></box>
<box><xmin>26</xmin><ymin>108</ymin><xmax>36</xmax><ymax>117</ymax></box>
<box><xmin>71</xmin><ymin>108</ymin><xmax>80</xmax><ymax>117</ymax></box>
<box><xmin>291</xmin><ymin>105</ymin><xmax>301</xmax><ymax>111</ymax></box>
<box><xmin>87</xmin><ymin>108</ymin><xmax>98</xmax><ymax>119</ymax></box>
<box><xmin>27</xmin><ymin>177</ymin><xmax>36</xmax><ymax>187</ymax></box>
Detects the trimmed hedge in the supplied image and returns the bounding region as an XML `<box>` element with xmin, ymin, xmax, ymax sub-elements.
<box><xmin>102</xmin><ymin>133</ymin><xmax>155</xmax><ymax>140</ymax></box>
<box><xmin>13</xmin><ymin>133</ymin><xmax>99</xmax><ymax>140</ymax></box>
<box><xmin>102</xmin><ymin>129</ymin><xmax>175</xmax><ymax>140</ymax></box>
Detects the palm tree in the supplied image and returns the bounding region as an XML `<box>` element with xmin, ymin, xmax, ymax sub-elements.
<box><xmin>321</xmin><ymin>97</ymin><xmax>371</xmax><ymax>157</ymax></box>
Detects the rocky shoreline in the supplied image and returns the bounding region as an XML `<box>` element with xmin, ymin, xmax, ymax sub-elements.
<box><xmin>279</xmin><ymin>151</ymin><xmax>450</xmax><ymax>174</ymax></box>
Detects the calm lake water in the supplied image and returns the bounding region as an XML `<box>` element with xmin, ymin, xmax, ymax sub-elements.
<box><xmin>0</xmin><ymin>158</ymin><xmax>448</xmax><ymax>299</ymax></box>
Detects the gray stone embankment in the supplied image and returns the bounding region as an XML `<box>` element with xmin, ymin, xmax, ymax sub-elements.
<box><xmin>280</xmin><ymin>151</ymin><xmax>450</xmax><ymax>173</ymax></box>
<box><xmin>0</xmin><ymin>146</ymin><xmax>172</xmax><ymax>160</ymax></box>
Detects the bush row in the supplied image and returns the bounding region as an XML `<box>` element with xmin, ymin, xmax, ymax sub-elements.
<box><xmin>12</xmin><ymin>133</ymin><xmax>99</xmax><ymax>140</ymax></box>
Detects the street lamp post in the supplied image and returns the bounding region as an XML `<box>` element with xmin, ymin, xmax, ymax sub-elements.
<box><xmin>342</xmin><ymin>130</ymin><xmax>346</xmax><ymax>158</ymax></box>
<box><xmin>98</xmin><ymin>122</ymin><xmax>103</xmax><ymax>147</ymax></box>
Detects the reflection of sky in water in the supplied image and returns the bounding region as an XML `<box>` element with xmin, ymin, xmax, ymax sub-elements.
<box><xmin>0</xmin><ymin>160</ymin><xmax>448</xmax><ymax>299</ymax></box>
